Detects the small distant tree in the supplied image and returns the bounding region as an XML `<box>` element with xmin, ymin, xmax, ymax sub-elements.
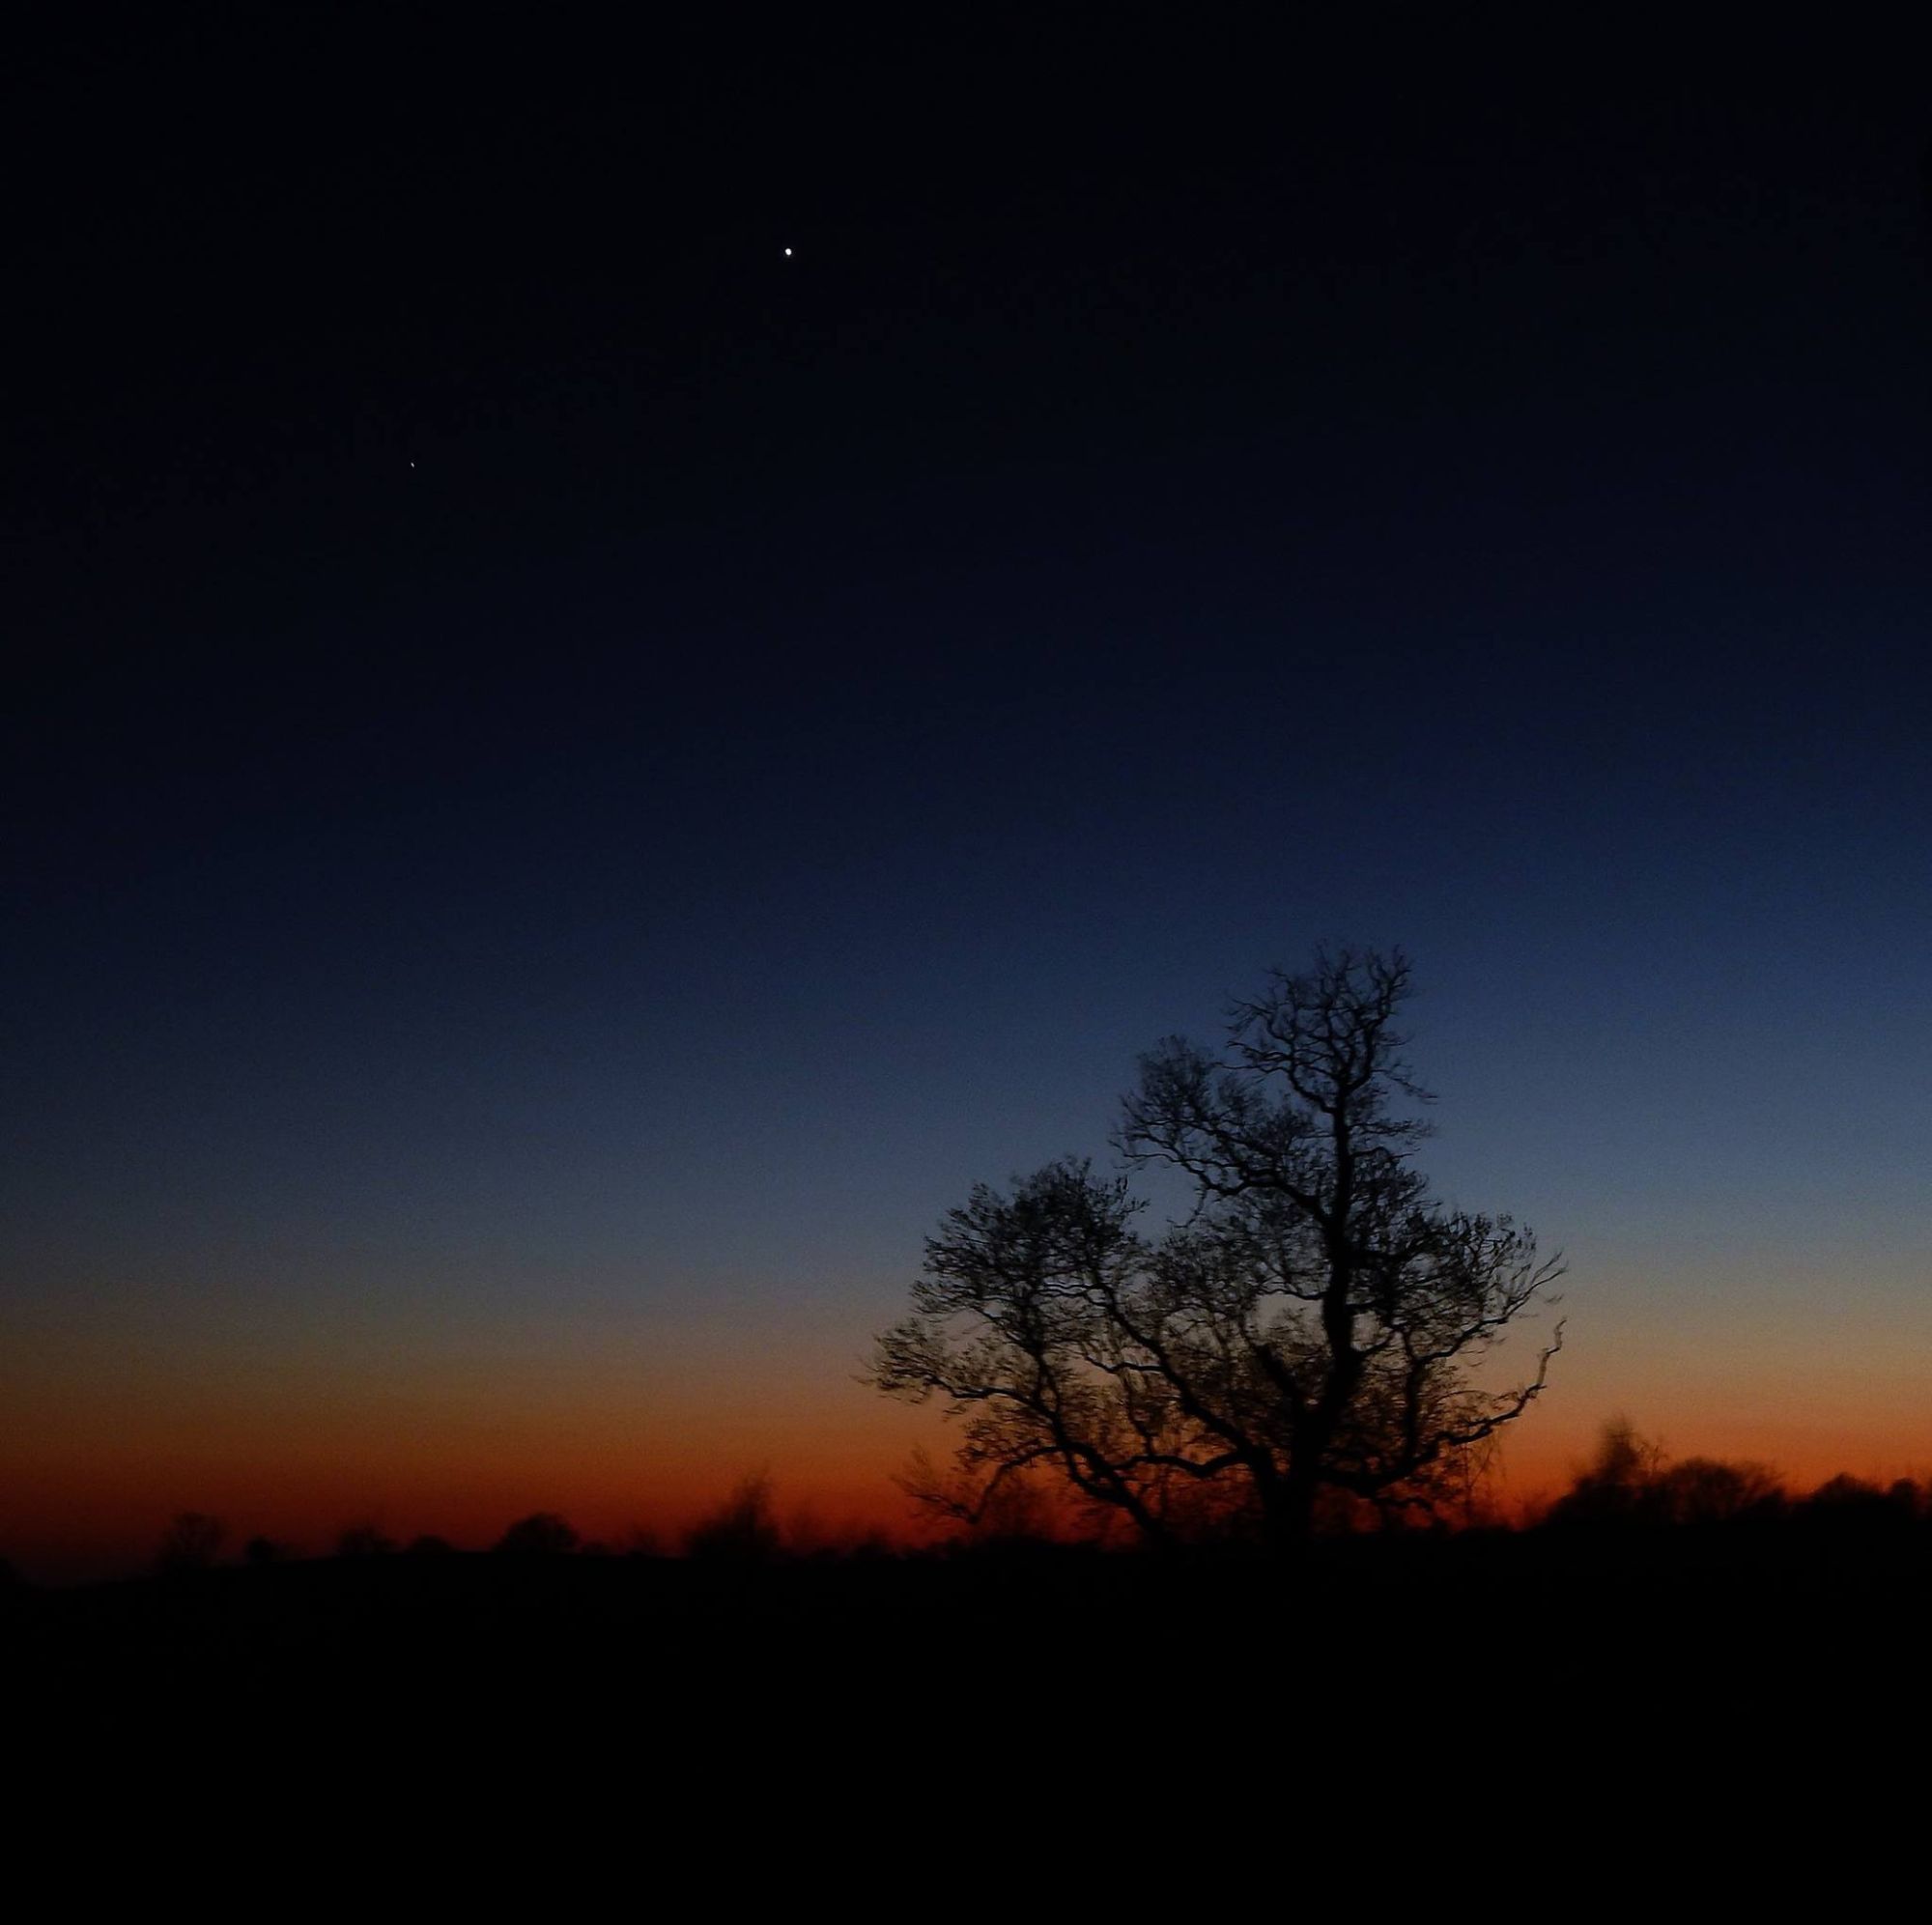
<box><xmin>405</xmin><ymin>1534</ymin><xmax>456</xmax><ymax>1556</ymax></box>
<box><xmin>242</xmin><ymin>1535</ymin><xmax>293</xmax><ymax>1567</ymax></box>
<box><xmin>1655</xmin><ymin>1457</ymin><xmax>1784</xmax><ymax>1526</ymax></box>
<box><xmin>496</xmin><ymin>1512</ymin><xmax>581</xmax><ymax>1556</ymax></box>
<box><xmin>1547</xmin><ymin>1420</ymin><xmax>1785</xmax><ymax>1528</ymax></box>
<box><xmin>156</xmin><ymin>1512</ymin><xmax>226</xmax><ymax>1573</ymax></box>
<box><xmin>1548</xmin><ymin>1418</ymin><xmax>1669</xmax><ymax>1526</ymax></box>
<box><xmin>684</xmin><ymin>1475</ymin><xmax>782</xmax><ymax>1562</ymax></box>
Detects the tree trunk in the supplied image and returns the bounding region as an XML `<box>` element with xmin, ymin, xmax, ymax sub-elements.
<box><xmin>1265</xmin><ymin>1457</ymin><xmax>1322</xmax><ymax>1558</ymax></box>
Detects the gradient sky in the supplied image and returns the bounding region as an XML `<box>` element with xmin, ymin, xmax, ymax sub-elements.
<box><xmin>5</xmin><ymin>14</ymin><xmax>1930</xmax><ymax>1576</ymax></box>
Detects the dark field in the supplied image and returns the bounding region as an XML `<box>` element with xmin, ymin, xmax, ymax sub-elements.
<box><xmin>12</xmin><ymin>1529</ymin><xmax>1919</xmax><ymax>1885</ymax></box>
<box><xmin>15</xmin><ymin>1527</ymin><xmax>1926</xmax><ymax>1736</ymax></box>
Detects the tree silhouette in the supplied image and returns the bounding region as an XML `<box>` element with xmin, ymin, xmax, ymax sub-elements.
<box><xmin>1657</xmin><ymin>1457</ymin><xmax>1784</xmax><ymax>1526</ymax></box>
<box><xmin>1547</xmin><ymin>1416</ymin><xmax>1668</xmax><ymax>1525</ymax></box>
<box><xmin>156</xmin><ymin>1512</ymin><xmax>226</xmax><ymax>1573</ymax></box>
<box><xmin>1548</xmin><ymin>1421</ymin><xmax>1786</xmax><ymax>1527</ymax></box>
<box><xmin>336</xmin><ymin>1523</ymin><xmax>399</xmax><ymax>1558</ymax></box>
<box><xmin>871</xmin><ymin>948</ymin><xmax>1564</xmax><ymax>1552</ymax></box>
<box><xmin>684</xmin><ymin>1474</ymin><xmax>782</xmax><ymax>1562</ymax></box>
<box><xmin>1803</xmin><ymin>1474</ymin><xmax>1918</xmax><ymax>1531</ymax></box>
<box><xmin>495</xmin><ymin>1513</ymin><xmax>581</xmax><ymax>1556</ymax></box>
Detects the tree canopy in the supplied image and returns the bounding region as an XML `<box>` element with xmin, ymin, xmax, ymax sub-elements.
<box><xmin>871</xmin><ymin>948</ymin><xmax>1563</xmax><ymax>1550</ymax></box>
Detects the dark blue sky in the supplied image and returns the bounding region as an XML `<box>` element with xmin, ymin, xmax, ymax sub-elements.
<box><xmin>5</xmin><ymin>13</ymin><xmax>1930</xmax><ymax>1556</ymax></box>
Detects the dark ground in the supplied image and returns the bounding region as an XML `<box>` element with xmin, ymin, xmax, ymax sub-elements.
<box><xmin>14</xmin><ymin>1527</ymin><xmax>1926</xmax><ymax>1739</ymax></box>
<box><xmin>10</xmin><ymin>1532</ymin><xmax>1918</xmax><ymax>1887</ymax></box>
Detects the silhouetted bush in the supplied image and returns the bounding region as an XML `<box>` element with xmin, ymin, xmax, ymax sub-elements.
<box><xmin>496</xmin><ymin>1513</ymin><xmax>581</xmax><ymax>1556</ymax></box>
<box><xmin>684</xmin><ymin>1475</ymin><xmax>781</xmax><ymax>1562</ymax></box>
<box><xmin>337</xmin><ymin>1523</ymin><xmax>400</xmax><ymax>1558</ymax></box>
<box><xmin>1802</xmin><ymin>1475</ymin><xmax>1917</xmax><ymax>1530</ymax></box>
<box><xmin>1653</xmin><ymin>1457</ymin><xmax>1786</xmax><ymax>1526</ymax></box>
<box><xmin>243</xmin><ymin>1536</ymin><xmax>293</xmax><ymax>1566</ymax></box>
<box><xmin>1546</xmin><ymin>1421</ymin><xmax>1787</xmax><ymax>1530</ymax></box>
<box><xmin>405</xmin><ymin>1534</ymin><xmax>455</xmax><ymax>1556</ymax></box>
<box><xmin>156</xmin><ymin>1512</ymin><xmax>226</xmax><ymax>1573</ymax></box>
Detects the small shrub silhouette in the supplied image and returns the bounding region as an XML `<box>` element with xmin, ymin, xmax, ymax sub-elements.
<box><xmin>336</xmin><ymin>1523</ymin><xmax>399</xmax><ymax>1558</ymax></box>
<box><xmin>496</xmin><ymin>1512</ymin><xmax>581</xmax><ymax>1556</ymax></box>
<box><xmin>157</xmin><ymin>1512</ymin><xmax>226</xmax><ymax>1573</ymax></box>
<box><xmin>1803</xmin><ymin>1475</ymin><xmax>1916</xmax><ymax>1531</ymax></box>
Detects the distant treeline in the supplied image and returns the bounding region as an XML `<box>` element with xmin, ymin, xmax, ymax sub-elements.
<box><xmin>4</xmin><ymin>1425</ymin><xmax>1927</xmax><ymax>1591</ymax></box>
<box><xmin>1533</xmin><ymin>1417</ymin><xmax>1925</xmax><ymax>1532</ymax></box>
<box><xmin>116</xmin><ymin>1472</ymin><xmax>828</xmax><ymax>1579</ymax></box>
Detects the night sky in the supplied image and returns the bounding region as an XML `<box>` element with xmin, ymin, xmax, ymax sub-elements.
<box><xmin>6</xmin><ymin>11</ymin><xmax>1929</xmax><ymax>1575</ymax></box>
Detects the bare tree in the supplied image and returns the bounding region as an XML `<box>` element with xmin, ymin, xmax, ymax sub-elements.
<box><xmin>684</xmin><ymin>1474</ymin><xmax>782</xmax><ymax>1562</ymax></box>
<box><xmin>870</xmin><ymin>948</ymin><xmax>1563</xmax><ymax>1552</ymax></box>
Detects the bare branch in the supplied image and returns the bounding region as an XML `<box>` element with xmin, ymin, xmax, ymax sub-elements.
<box><xmin>870</xmin><ymin>949</ymin><xmax>1567</xmax><ymax>1552</ymax></box>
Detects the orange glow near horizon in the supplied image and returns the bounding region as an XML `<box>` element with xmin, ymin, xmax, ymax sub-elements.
<box><xmin>0</xmin><ymin>1328</ymin><xmax>935</xmax><ymax>1579</ymax></box>
<box><xmin>7</xmin><ymin>1271</ymin><xmax>1930</xmax><ymax>1580</ymax></box>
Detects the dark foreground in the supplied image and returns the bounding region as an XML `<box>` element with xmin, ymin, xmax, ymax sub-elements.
<box><xmin>14</xmin><ymin>1526</ymin><xmax>1928</xmax><ymax>1713</ymax></box>
<box><xmin>10</xmin><ymin>1528</ymin><xmax>1923</xmax><ymax>1868</ymax></box>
